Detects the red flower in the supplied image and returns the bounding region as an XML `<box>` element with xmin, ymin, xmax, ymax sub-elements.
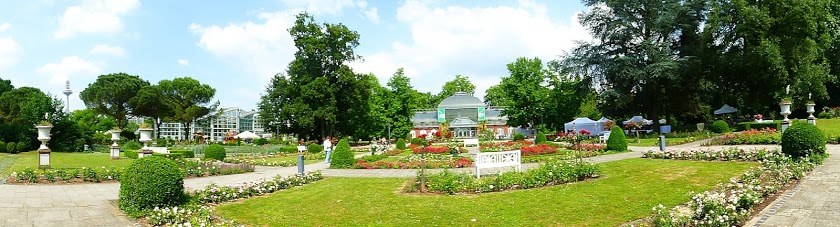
<box><xmin>419</xmin><ymin>134</ymin><xmax>427</xmax><ymax>139</ymax></box>
<box><xmin>580</xmin><ymin>129</ymin><xmax>591</xmax><ymax>135</ymax></box>
<box><xmin>434</xmin><ymin>131</ymin><xmax>441</xmax><ymax>137</ymax></box>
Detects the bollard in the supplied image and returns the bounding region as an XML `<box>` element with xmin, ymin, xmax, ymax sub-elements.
<box><xmin>659</xmin><ymin>135</ymin><xmax>666</xmax><ymax>151</ymax></box>
<box><xmin>297</xmin><ymin>154</ymin><xmax>304</xmax><ymax>174</ymax></box>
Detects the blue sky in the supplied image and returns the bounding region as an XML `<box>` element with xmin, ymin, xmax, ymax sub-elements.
<box><xmin>0</xmin><ymin>0</ymin><xmax>590</xmax><ymax>111</ymax></box>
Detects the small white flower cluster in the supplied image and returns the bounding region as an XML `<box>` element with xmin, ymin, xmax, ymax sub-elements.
<box><xmin>191</xmin><ymin>172</ymin><xmax>324</xmax><ymax>204</ymax></box>
<box><xmin>147</xmin><ymin>204</ymin><xmax>239</xmax><ymax>227</ymax></box>
<box><xmin>650</xmin><ymin>148</ymin><xmax>818</xmax><ymax>226</ymax></box>
<box><xmin>643</xmin><ymin>147</ymin><xmax>780</xmax><ymax>161</ymax></box>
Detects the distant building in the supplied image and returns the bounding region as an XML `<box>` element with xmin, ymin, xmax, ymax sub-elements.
<box><xmin>411</xmin><ymin>92</ymin><xmax>513</xmax><ymax>139</ymax></box>
<box><xmin>143</xmin><ymin>107</ymin><xmax>265</xmax><ymax>141</ymax></box>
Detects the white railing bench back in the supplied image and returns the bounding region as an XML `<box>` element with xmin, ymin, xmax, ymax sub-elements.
<box><xmin>297</xmin><ymin>145</ymin><xmax>307</xmax><ymax>152</ymax></box>
<box><xmin>463</xmin><ymin>138</ymin><xmax>480</xmax><ymax>147</ymax></box>
<box><xmin>474</xmin><ymin>150</ymin><xmax>522</xmax><ymax>179</ymax></box>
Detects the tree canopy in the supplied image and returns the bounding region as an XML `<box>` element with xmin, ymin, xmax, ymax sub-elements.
<box><xmin>80</xmin><ymin>73</ymin><xmax>149</xmax><ymax>129</ymax></box>
<box><xmin>159</xmin><ymin>77</ymin><xmax>217</xmax><ymax>141</ymax></box>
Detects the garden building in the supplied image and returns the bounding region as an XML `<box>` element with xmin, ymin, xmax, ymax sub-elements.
<box><xmin>411</xmin><ymin>92</ymin><xmax>512</xmax><ymax>139</ymax></box>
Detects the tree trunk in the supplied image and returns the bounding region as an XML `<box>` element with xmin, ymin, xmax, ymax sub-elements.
<box><xmin>154</xmin><ymin>117</ymin><xmax>163</xmax><ymax>139</ymax></box>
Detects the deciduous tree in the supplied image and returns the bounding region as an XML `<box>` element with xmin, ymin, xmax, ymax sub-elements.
<box><xmin>80</xmin><ymin>73</ymin><xmax>149</xmax><ymax>129</ymax></box>
<box><xmin>159</xmin><ymin>77</ymin><xmax>216</xmax><ymax>141</ymax></box>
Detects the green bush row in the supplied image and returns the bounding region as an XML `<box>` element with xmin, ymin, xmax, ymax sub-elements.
<box><xmin>307</xmin><ymin>144</ymin><xmax>323</xmax><ymax>153</ymax></box>
<box><xmin>736</xmin><ymin>121</ymin><xmax>781</xmax><ymax>131</ymax></box>
<box><xmin>0</xmin><ymin>141</ymin><xmax>28</xmax><ymax>154</ymax></box>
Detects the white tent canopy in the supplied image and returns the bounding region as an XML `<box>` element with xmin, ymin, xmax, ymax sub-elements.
<box><xmin>564</xmin><ymin>117</ymin><xmax>603</xmax><ymax>135</ymax></box>
<box><xmin>234</xmin><ymin>131</ymin><xmax>261</xmax><ymax>140</ymax></box>
<box><xmin>714</xmin><ymin>104</ymin><xmax>738</xmax><ymax>115</ymax></box>
<box><xmin>598</xmin><ymin>117</ymin><xmax>611</xmax><ymax>122</ymax></box>
<box><xmin>623</xmin><ymin>116</ymin><xmax>653</xmax><ymax>125</ymax></box>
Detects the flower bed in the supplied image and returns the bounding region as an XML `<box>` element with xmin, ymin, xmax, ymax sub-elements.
<box><xmin>411</xmin><ymin>146</ymin><xmax>454</xmax><ymax>154</ymax></box>
<box><xmin>8</xmin><ymin>160</ymin><xmax>255</xmax><ymax>184</ymax></box>
<box><xmin>354</xmin><ymin>158</ymin><xmax>473</xmax><ymax>169</ymax></box>
<box><xmin>224</xmin><ymin>153</ymin><xmax>325</xmax><ymax>167</ymax></box>
<box><xmin>567</xmin><ymin>143</ymin><xmax>605</xmax><ymax>152</ymax></box>
<box><xmin>479</xmin><ymin>141</ymin><xmax>534</xmax><ymax>152</ymax></box>
<box><xmin>521</xmin><ymin>144</ymin><xmax>562</xmax><ymax>156</ymax></box>
<box><xmin>144</xmin><ymin>172</ymin><xmax>324</xmax><ymax>226</ymax></box>
<box><xmin>704</xmin><ymin>128</ymin><xmax>781</xmax><ymax>145</ymax></box>
<box><xmin>405</xmin><ymin>160</ymin><xmax>600</xmax><ymax>194</ymax></box>
<box><xmin>642</xmin><ymin>148</ymin><xmax>819</xmax><ymax>226</ymax></box>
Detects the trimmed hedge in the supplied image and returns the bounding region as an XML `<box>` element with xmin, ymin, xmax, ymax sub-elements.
<box><xmin>152</xmin><ymin>153</ymin><xmax>183</xmax><ymax>160</ymax></box>
<box><xmin>15</xmin><ymin>142</ymin><xmax>27</xmax><ymax>153</ymax></box>
<box><xmin>514</xmin><ymin>133</ymin><xmax>525</xmax><ymax>141</ymax></box>
<box><xmin>124</xmin><ymin>141</ymin><xmax>142</xmax><ymax>150</ymax></box>
<box><xmin>307</xmin><ymin>144</ymin><xmax>324</xmax><ymax>153</ymax></box>
<box><xmin>204</xmin><ymin>144</ymin><xmax>226</xmax><ymax>161</ymax></box>
<box><xmin>118</xmin><ymin>156</ymin><xmax>184</xmax><ymax>217</ymax></box>
<box><xmin>396</xmin><ymin>138</ymin><xmax>406</xmax><ymax>150</ymax></box>
<box><xmin>606</xmin><ymin>126</ymin><xmax>627</xmax><ymax>151</ymax></box>
<box><xmin>124</xmin><ymin>149</ymin><xmax>139</xmax><ymax>159</ymax></box>
<box><xmin>781</xmin><ymin>123</ymin><xmax>826</xmax><ymax>158</ymax></box>
<box><xmin>710</xmin><ymin>120</ymin><xmax>729</xmax><ymax>133</ymax></box>
<box><xmin>410</xmin><ymin>138</ymin><xmax>421</xmax><ymax>145</ymax></box>
<box><xmin>535</xmin><ymin>132</ymin><xmax>547</xmax><ymax>144</ymax></box>
<box><xmin>277</xmin><ymin>146</ymin><xmax>299</xmax><ymax>153</ymax></box>
<box><xmin>170</xmin><ymin>149</ymin><xmax>194</xmax><ymax>158</ymax></box>
<box><xmin>329</xmin><ymin>139</ymin><xmax>354</xmax><ymax>168</ymax></box>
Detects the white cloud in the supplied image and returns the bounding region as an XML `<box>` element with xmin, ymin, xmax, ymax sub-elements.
<box><xmin>0</xmin><ymin>37</ymin><xmax>22</xmax><ymax>70</ymax></box>
<box><xmin>90</xmin><ymin>44</ymin><xmax>125</xmax><ymax>56</ymax></box>
<box><xmin>53</xmin><ymin>0</ymin><xmax>140</xmax><ymax>39</ymax></box>
<box><xmin>363</xmin><ymin>7</ymin><xmax>380</xmax><ymax>23</ymax></box>
<box><xmin>351</xmin><ymin>0</ymin><xmax>590</xmax><ymax>99</ymax></box>
<box><xmin>0</xmin><ymin>22</ymin><xmax>10</xmax><ymax>32</ymax></box>
<box><xmin>279</xmin><ymin>0</ymin><xmax>356</xmax><ymax>15</ymax></box>
<box><xmin>36</xmin><ymin>56</ymin><xmax>102</xmax><ymax>86</ymax></box>
<box><xmin>177</xmin><ymin>59</ymin><xmax>189</xmax><ymax>66</ymax></box>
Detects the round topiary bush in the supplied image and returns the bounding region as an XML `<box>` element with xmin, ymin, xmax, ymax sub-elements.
<box><xmin>16</xmin><ymin>142</ymin><xmax>28</xmax><ymax>153</ymax></box>
<box><xmin>514</xmin><ymin>133</ymin><xmax>525</xmax><ymax>141</ymax></box>
<box><xmin>6</xmin><ymin>142</ymin><xmax>16</xmax><ymax>154</ymax></box>
<box><xmin>606</xmin><ymin>126</ymin><xmax>627</xmax><ymax>151</ymax></box>
<box><xmin>396</xmin><ymin>138</ymin><xmax>406</xmax><ymax>150</ymax></box>
<box><xmin>118</xmin><ymin>156</ymin><xmax>184</xmax><ymax>216</ymax></box>
<box><xmin>782</xmin><ymin>122</ymin><xmax>826</xmax><ymax>158</ymax></box>
<box><xmin>204</xmin><ymin>144</ymin><xmax>226</xmax><ymax>161</ymax></box>
<box><xmin>535</xmin><ymin>132</ymin><xmax>547</xmax><ymax>144</ymax></box>
<box><xmin>330</xmin><ymin>139</ymin><xmax>354</xmax><ymax>168</ymax></box>
<box><xmin>710</xmin><ymin>120</ymin><xmax>729</xmax><ymax>133</ymax></box>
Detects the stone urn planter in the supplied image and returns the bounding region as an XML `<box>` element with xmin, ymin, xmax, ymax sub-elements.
<box><xmin>138</xmin><ymin>128</ymin><xmax>154</xmax><ymax>158</ymax></box>
<box><xmin>696</xmin><ymin>123</ymin><xmax>704</xmax><ymax>132</ymax></box>
<box><xmin>36</xmin><ymin>124</ymin><xmax>53</xmax><ymax>168</ymax></box>
<box><xmin>807</xmin><ymin>102</ymin><xmax>816</xmax><ymax>125</ymax></box>
<box><xmin>779</xmin><ymin>101</ymin><xmax>792</xmax><ymax>121</ymax></box>
<box><xmin>110</xmin><ymin>129</ymin><xmax>121</xmax><ymax>159</ymax></box>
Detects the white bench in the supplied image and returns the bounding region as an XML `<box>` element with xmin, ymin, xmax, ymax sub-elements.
<box><xmin>297</xmin><ymin>145</ymin><xmax>307</xmax><ymax>152</ymax></box>
<box><xmin>599</xmin><ymin>131</ymin><xmax>611</xmax><ymax>144</ymax></box>
<box><xmin>475</xmin><ymin>150</ymin><xmax>522</xmax><ymax>178</ymax></box>
<box><xmin>463</xmin><ymin>138</ymin><xmax>480</xmax><ymax>147</ymax></box>
<box><xmin>148</xmin><ymin>147</ymin><xmax>169</xmax><ymax>154</ymax></box>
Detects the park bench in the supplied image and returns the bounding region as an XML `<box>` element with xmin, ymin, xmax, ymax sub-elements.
<box><xmin>297</xmin><ymin>145</ymin><xmax>307</xmax><ymax>152</ymax></box>
<box><xmin>463</xmin><ymin>138</ymin><xmax>479</xmax><ymax>147</ymax></box>
<box><xmin>148</xmin><ymin>147</ymin><xmax>169</xmax><ymax>154</ymax></box>
<box><xmin>474</xmin><ymin>150</ymin><xmax>521</xmax><ymax>178</ymax></box>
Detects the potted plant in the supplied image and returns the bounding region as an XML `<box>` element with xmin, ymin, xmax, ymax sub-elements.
<box><xmin>36</xmin><ymin>120</ymin><xmax>53</xmax><ymax>149</ymax></box>
<box><xmin>138</xmin><ymin>123</ymin><xmax>154</xmax><ymax>157</ymax></box>
<box><xmin>779</xmin><ymin>98</ymin><xmax>792</xmax><ymax>122</ymax></box>
<box><xmin>110</xmin><ymin>127</ymin><xmax>122</xmax><ymax>142</ymax></box>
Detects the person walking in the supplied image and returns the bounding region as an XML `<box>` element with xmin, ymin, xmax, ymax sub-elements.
<box><xmin>323</xmin><ymin>136</ymin><xmax>333</xmax><ymax>164</ymax></box>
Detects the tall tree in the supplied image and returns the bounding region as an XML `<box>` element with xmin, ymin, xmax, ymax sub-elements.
<box><xmin>0</xmin><ymin>78</ymin><xmax>12</xmax><ymax>96</ymax></box>
<box><xmin>432</xmin><ymin>75</ymin><xmax>476</xmax><ymax>106</ymax></box>
<box><xmin>80</xmin><ymin>73</ymin><xmax>149</xmax><ymax>129</ymax></box>
<box><xmin>386</xmin><ymin>68</ymin><xmax>419</xmax><ymax>139</ymax></box>
<box><xmin>704</xmin><ymin>0</ymin><xmax>836</xmax><ymax>113</ymax></box>
<box><xmin>259</xmin><ymin>12</ymin><xmax>364</xmax><ymax>140</ymax></box>
<box><xmin>564</xmin><ymin>0</ymin><xmax>689</xmax><ymax>129</ymax></box>
<box><xmin>500</xmin><ymin>57</ymin><xmax>550</xmax><ymax>133</ymax></box>
<box><xmin>129</xmin><ymin>85</ymin><xmax>173</xmax><ymax>139</ymax></box>
<box><xmin>158</xmin><ymin>77</ymin><xmax>216</xmax><ymax>141</ymax></box>
<box><xmin>483</xmin><ymin>84</ymin><xmax>509</xmax><ymax>107</ymax></box>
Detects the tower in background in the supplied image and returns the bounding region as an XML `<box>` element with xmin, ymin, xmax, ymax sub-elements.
<box><xmin>62</xmin><ymin>80</ymin><xmax>72</xmax><ymax>113</ymax></box>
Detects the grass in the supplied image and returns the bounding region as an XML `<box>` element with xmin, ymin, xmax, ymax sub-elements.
<box><xmin>816</xmin><ymin>118</ymin><xmax>840</xmax><ymax>138</ymax></box>
<box><xmin>215</xmin><ymin>158</ymin><xmax>755</xmax><ymax>226</ymax></box>
<box><xmin>0</xmin><ymin>151</ymin><xmax>133</xmax><ymax>175</ymax></box>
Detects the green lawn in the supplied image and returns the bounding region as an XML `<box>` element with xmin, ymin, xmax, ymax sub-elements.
<box><xmin>0</xmin><ymin>151</ymin><xmax>133</xmax><ymax>175</ymax></box>
<box><xmin>215</xmin><ymin>159</ymin><xmax>755</xmax><ymax>226</ymax></box>
<box><xmin>817</xmin><ymin>118</ymin><xmax>840</xmax><ymax>137</ymax></box>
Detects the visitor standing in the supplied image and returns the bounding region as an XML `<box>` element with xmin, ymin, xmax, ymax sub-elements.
<box><xmin>323</xmin><ymin>137</ymin><xmax>333</xmax><ymax>164</ymax></box>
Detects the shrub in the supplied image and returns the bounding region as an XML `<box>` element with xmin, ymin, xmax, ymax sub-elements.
<box><xmin>254</xmin><ymin>138</ymin><xmax>269</xmax><ymax>145</ymax></box>
<box><xmin>124</xmin><ymin>141</ymin><xmax>142</xmax><ymax>150</ymax></box>
<box><xmin>781</xmin><ymin>123</ymin><xmax>826</xmax><ymax>158</ymax></box>
<box><xmin>330</xmin><ymin>139</ymin><xmax>354</xmax><ymax>168</ymax></box>
<box><xmin>156</xmin><ymin>138</ymin><xmax>168</xmax><ymax>147</ymax></box>
<box><xmin>277</xmin><ymin>146</ymin><xmax>298</xmax><ymax>153</ymax></box>
<box><xmin>204</xmin><ymin>144</ymin><xmax>226</xmax><ymax>161</ymax></box>
<box><xmin>710</xmin><ymin>120</ymin><xmax>729</xmax><ymax>133</ymax></box>
<box><xmin>535</xmin><ymin>132</ymin><xmax>547</xmax><ymax>144</ymax></box>
<box><xmin>606</xmin><ymin>126</ymin><xmax>627</xmax><ymax>152</ymax></box>
<box><xmin>119</xmin><ymin>156</ymin><xmax>184</xmax><ymax>217</ymax></box>
<box><xmin>307</xmin><ymin>144</ymin><xmax>323</xmax><ymax>153</ymax></box>
<box><xmin>410</xmin><ymin>138</ymin><xmax>421</xmax><ymax>145</ymax></box>
<box><xmin>514</xmin><ymin>133</ymin><xmax>525</xmax><ymax>141</ymax></box>
<box><xmin>124</xmin><ymin>149</ymin><xmax>139</xmax><ymax>159</ymax></box>
<box><xmin>6</xmin><ymin>142</ymin><xmax>16</xmax><ymax>154</ymax></box>
<box><xmin>396</xmin><ymin>138</ymin><xmax>406</xmax><ymax>150</ymax></box>
<box><xmin>0</xmin><ymin>141</ymin><xmax>5</xmax><ymax>153</ymax></box>
<box><xmin>16</xmin><ymin>142</ymin><xmax>28</xmax><ymax>153</ymax></box>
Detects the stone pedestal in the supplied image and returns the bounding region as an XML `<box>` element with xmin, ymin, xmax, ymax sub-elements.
<box><xmin>38</xmin><ymin>149</ymin><xmax>50</xmax><ymax>169</ymax></box>
<box><xmin>110</xmin><ymin>145</ymin><xmax>120</xmax><ymax>160</ymax></box>
<box><xmin>139</xmin><ymin>149</ymin><xmax>153</xmax><ymax>158</ymax></box>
